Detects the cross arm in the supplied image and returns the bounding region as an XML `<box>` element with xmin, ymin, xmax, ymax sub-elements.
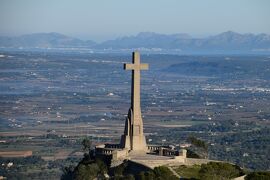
<box><xmin>124</xmin><ymin>63</ymin><xmax>149</xmax><ymax>70</ymax></box>
<box><xmin>140</xmin><ymin>63</ymin><xmax>149</xmax><ymax>70</ymax></box>
<box><xmin>124</xmin><ymin>63</ymin><xmax>134</xmax><ymax>70</ymax></box>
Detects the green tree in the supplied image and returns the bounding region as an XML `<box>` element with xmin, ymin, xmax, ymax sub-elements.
<box><xmin>73</xmin><ymin>163</ymin><xmax>99</xmax><ymax>180</ymax></box>
<box><xmin>82</xmin><ymin>137</ymin><xmax>92</xmax><ymax>151</ymax></box>
<box><xmin>188</xmin><ymin>136</ymin><xmax>208</xmax><ymax>150</ymax></box>
<box><xmin>199</xmin><ymin>162</ymin><xmax>244</xmax><ymax>180</ymax></box>
<box><xmin>188</xmin><ymin>135</ymin><xmax>208</xmax><ymax>158</ymax></box>
<box><xmin>61</xmin><ymin>166</ymin><xmax>74</xmax><ymax>180</ymax></box>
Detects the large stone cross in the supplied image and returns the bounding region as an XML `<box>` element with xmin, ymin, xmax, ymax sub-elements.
<box><xmin>121</xmin><ymin>51</ymin><xmax>148</xmax><ymax>151</ymax></box>
<box><xmin>124</xmin><ymin>52</ymin><xmax>148</xmax><ymax>120</ymax></box>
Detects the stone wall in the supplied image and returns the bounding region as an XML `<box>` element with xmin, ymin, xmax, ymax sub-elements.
<box><xmin>112</xmin><ymin>149</ymin><xmax>129</xmax><ymax>160</ymax></box>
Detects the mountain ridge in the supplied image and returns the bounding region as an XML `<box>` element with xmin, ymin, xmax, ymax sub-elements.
<box><xmin>1</xmin><ymin>31</ymin><xmax>270</xmax><ymax>53</ymax></box>
<box><xmin>0</xmin><ymin>32</ymin><xmax>97</xmax><ymax>48</ymax></box>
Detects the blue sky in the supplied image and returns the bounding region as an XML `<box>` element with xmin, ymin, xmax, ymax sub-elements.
<box><xmin>0</xmin><ymin>0</ymin><xmax>269</xmax><ymax>42</ymax></box>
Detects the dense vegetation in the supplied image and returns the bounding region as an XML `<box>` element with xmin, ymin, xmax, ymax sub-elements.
<box><xmin>199</xmin><ymin>162</ymin><xmax>244</xmax><ymax>179</ymax></box>
<box><xmin>138</xmin><ymin>166</ymin><xmax>178</xmax><ymax>180</ymax></box>
<box><xmin>149</xmin><ymin>120</ymin><xmax>270</xmax><ymax>170</ymax></box>
<box><xmin>245</xmin><ymin>171</ymin><xmax>270</xmax><ymax>180</ymax></box>
<box><xmin>0</xmin><ymin>156</ymin><xmax>56</xmax><ymax>180</ymax></box>
<box><xmin>175</xmin><ymin>162</ymin><xmax>245</xmax><ymax>180</ymax></box>
<box><xmin>188</xmin><ymin>136</ymin><xmax>208</xmax><ymax>150</ymax></box>
<box><xmin>64</xmin><ymin>156</ymin><xmax>248</xmax><ymax>180</ymax></box>
<box><xmin>61</xmin><ymin>138</ymin><xmax>179</xmax><ymax>180</ymax></box>
<box><xmin>71</xmin><ymin>158</ymin><xmax>107</xmax><ymax>180</ymax></box>
<box><xmin>63</xmin><ymin>157</ymin><xmax>179</xmax><ymax>180</ymax></box>
<box><xmin>0</xmin><ymin>155</ymin><xmax>80</xmax><ymax>180</ymax></box>
<box><xmin>61</xmin><ymin>139</ymin><xmax>245</xmax><ymax>180</ymax></box>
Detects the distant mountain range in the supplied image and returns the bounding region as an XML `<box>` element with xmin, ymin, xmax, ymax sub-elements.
<box><xmin>1</xmin><ymin>31</ymin><xmax>270</xmax><ymax>53</ymax></box>
<box><xmin>0</xmin><ymin>32</ymin><xmax>96</xmax><ymax>49</ymax></box>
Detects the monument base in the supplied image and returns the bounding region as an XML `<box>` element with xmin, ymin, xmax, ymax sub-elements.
<box><xmin>120</xmin><ymin>135</ymin><xmax>147</xmax><ymax>152</ymax></box>
<box><xmin>95</xmin><ymin>143</ymin><xmax>188</xmax><ymax>168</ymax></box>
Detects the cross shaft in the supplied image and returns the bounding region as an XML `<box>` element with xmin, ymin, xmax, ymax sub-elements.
<box><xmin>124</xmin><ymin>52</ymin><xmax>148</xmax><ymax>123</ymax></box>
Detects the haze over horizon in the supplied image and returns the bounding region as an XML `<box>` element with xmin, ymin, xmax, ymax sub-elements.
<box><xmin>0</xmin><ymin>0</ymin><xmax>270</xmax><ymax>42</ymax></box>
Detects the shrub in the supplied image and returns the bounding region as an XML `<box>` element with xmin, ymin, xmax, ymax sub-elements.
<box><xmin>199</xmin><ymin>162</ymin><xmax>244</xmax><ymax>179</ymax></box>
<box><xmin>245</xmin><ymin>171</ymin><xmax>270</xmax><ymax>180</ymax></box>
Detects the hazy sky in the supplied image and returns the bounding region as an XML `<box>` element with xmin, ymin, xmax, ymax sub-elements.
<box><xmin>0</xmin><ymin>0</ymin><xmax>270</xmax><ymax>42</ymax></box>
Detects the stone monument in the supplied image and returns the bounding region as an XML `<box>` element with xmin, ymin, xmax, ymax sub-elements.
<box><xmin>120</xmin><ymin>51</ymin><xmax>148</xmax><ymax>152</ymax></box>
<box><xmin>95</xmin><ymin>51</ymin><xmax>187</xmax><ymax>165</ymax></box>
